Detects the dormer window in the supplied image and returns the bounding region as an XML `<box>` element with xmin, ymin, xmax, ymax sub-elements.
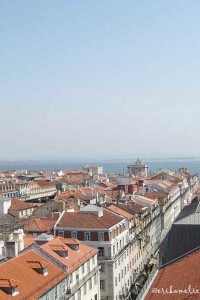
<box><xmin>57</xmin><ymin>230</ymin><xmax>64</xmax><ymax>237</ymax></box>
<box><xmin>50</xmin><ymin>245</ymin><xmax>68</xmax><ymax>258</ymax></box>
<box><xmin>28</xmin><ymin>261</ymin><xmax>48</xmax><ymax>276</ymax></box>
<box><xmin>0</xmin><ymin>279</ymin><xmax>19</xmax><ymax>296</ymax></box>
<box><xmin>62</xmin><ymin>239</ymin><xmax>80</xmax><ymax>251</ymax></box>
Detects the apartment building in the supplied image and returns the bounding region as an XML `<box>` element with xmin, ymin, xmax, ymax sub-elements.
<box><xmin>106</xmin><ymin>201</ymin><xmax>160</xmax><ymax>293</ymax></box>
<box><xmin>28</xmin><ymin>181</ymin><xmax>57</xmax><ymax>201</ymax></box>
<box><xmin>0</xmin><ymin>236</ymin><xmax>100</xmax><ymax>300</ymax></box>
<box><xmin>14</xmin><ymin>180</ymin><xmax>30</xmax><ymax>199</ymax></box>
<box><xmin>8</xmin><ymin>198</ymin><xmax>35</xmax><ymax>219</ymax></box>
<box><xmin>54</xmin><ymin>204</ymin><xmax>132</xmax><ymax>300</ymax></box>
<box><xmin>0</xmin><ymin>183</ymin><xmax>19</xmax><ymax>198</ymax></box>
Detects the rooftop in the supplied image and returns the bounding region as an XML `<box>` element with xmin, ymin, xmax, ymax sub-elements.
<box><xmin>145</xmin><ymin>247</ymin><xmax>200</xmax><ymax>299</ymax></box>
<box><xmin>9</xmin><ymin>198</ymin><xmax>35</xmax><ymax>211</ymax></box>
<box><xmin>57</xmin><ymin>209</ymin><xmax>124</xmax><ymax>229</ymax></box>
<box><xmin>41</xmin><ymin>236</ymin><xmax>98</xmax><ymax>273</ymax></box>
<box><xmin>106</xmin><ymin>203</ymin><xmax>136</xmax><ymax>220</ymax></box>
<box><xmin>0</xmin><ymin>250</ymin><xmax>65</xmax><ymax>299</ymax></box>
<box><xmin>24</xmin><ymin>217</ymin><xmax>56</xmax><ymax>233</ymax></box>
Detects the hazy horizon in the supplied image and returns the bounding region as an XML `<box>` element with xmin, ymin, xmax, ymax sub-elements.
<box><xmin>1</xmin><ymin>1</ymin><xmax>200</xmax><ymax>159</ymax></box>
<box><xmin>2</xmin><ymin>155</ymin><xmax>200</xmax><ymax>162</ymax></box>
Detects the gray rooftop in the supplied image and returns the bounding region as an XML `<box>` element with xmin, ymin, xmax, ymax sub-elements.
<box><xmin>175</xmin><ymin>202</ymin><xmax>200</xmax><ymax>225</ymax></box>
<box><xmin>35</xmin><ymin>233</ymin><xmax>53</xmax><ymax>241</ymax></box>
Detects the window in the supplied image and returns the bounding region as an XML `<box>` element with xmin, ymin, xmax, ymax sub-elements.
<box><xmin>54</xmin><ymin>286</ymin><xmax>58</xmax><ymax>300</ymax></box>
<box><xmin>84</xmin><ymin>284</ymin><xmax>87</xmax><ymax>295</ymax></box>
<box><xmin>76</xmin><ymin>270</ymin><xmax>79</xmax><ymax>283</ymax></box>
<box><xmin>82</xmin><ymin>264</ymin><xmax>85</xmax><ymax>274</ymax></box>
<box><xmin>115</xmin><ymin>277</ymin><xmax>117</xmax><ymax>286</ymax></box>
<box><xmin>94</xmin><ymin>273</ymin><xmax>97</xmax><ymax>285</ymax></box>
<box><xmin>98</xmin><ymin>247</ymin><xmax>104</xmax><ymax>258</ymax></box>
<box><xmin>100</xmin><ymin>280</ymin><xmax>105</xmax><ymax>290</ymax></box>
<box><xmin>46</xmin><ymin>294</ymin><xmax>50</xmax><ymax>300</ymax></box>
<box><xmin>100</xmin><ymin>263</ymin><xmax>104</xmax><ymax>272</ymax></box>
<box><xmin>89</xmin><ymin>278</ymin><xmax>92</xmax><ymax>289</ymax></box>
<box><xmin>98</xmin><ymin>232</ymin><xmax>104</xmax><ymax>241</ymax></box>
<box><xmin>87</xmin><ymin>261</ymin><xmax>90</xmax><ymax>273</ymax></box>
<box><xmin>118</xmin><ymin>274</ymin><xmax>120</xmax><ymax>282</ymax></box>
<box><xmin>84</xmin><ymin>232</ymin><xmax>90</xmax><ymax>241</ymax></box>
<box><xmin>71</xmin><ymin>231</ymin><xmax>77</xmax><ymax>239</ymax></box>
<box><xmin>70</xmin><ymin>273</ymin><xmax>73</xmax><ymax>284</ymax></box>
<box><xmin>113</xmin><ymin>245</ymin><xmax>115</xmax><ymax>256</ymax></box>
<box><xmin>57</xmin><ymin>230</ymin><xmax>64</xmax><ymax>237</ymax></box>
<box><xmin>62</xmin><ymin>281</ymin><xmax>65</xmax><ymax>294</ymax></box>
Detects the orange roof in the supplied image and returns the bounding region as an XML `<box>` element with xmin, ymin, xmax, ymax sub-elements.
<box><xmin>106</xmin><ymin>204</ymin><xmax>135</xmax><ymax>220</ymax></box>
<box><xmin>62</xmin><ymin>238</ymin><xmax>79</xmax><ymax>245</ymax></box>
<box><xmin>100</xmin><ymin>181</ymin><xmax>117</xmax><ymax>188</ymax></box>
<box><xmin>23</xmin><ymin>235</ymin><xmax>36</xmax><ymax>248</ymax></box>
<box><xmin>0</xmin><ymin>279</ymin><xmax>20</xmax><ymax>288</ymax></box>
<box><xmin>24</xmin><ymin>217</ymin><xmax>56</xmax><ymax>233</ymax></box>
<box><xmin>101</xmin><ymin>190</ymin><xmax>121</xmax><ymax>200</ymax></box>
<box><xmin>41</xmin><ymin>237</ymin><xmax>98</xmax><ymax>273</ymax></box>
<box><xmin>145</xmin><ymin>249</ymin><xmax>200</xmax><ymax>299</ymax></box>
<box><xmin>58</xmin><ymin>188</ymin><xmax>98</xmax><ymax>201</ymax></box>
<box><xmin>57</xmin><ymin>210</ymin><xmax>123</xmax><ymax>229</ymax></box>
<box><xmin>50</xmin><ymin>244</ymin><xmax>68</xmax><ymax>251</ymax></box>
<box><xmin>144</xmin><ymin>191</ymin><xmax>167</xmax><ymax>200</ymax></box>
<box><xmin>0</xmin><ymin>250</ymin><xmax>65</xmax><ymax>299</ymax></box>
<box><xmin>9</xmin><ymin>198</ymin><xmax>34</xmax><ymax>211</ymax></box>
<box><xmin>27</xmin><ymin>260</ymin><xmax>47</xmax><ymax>269</ymax></box>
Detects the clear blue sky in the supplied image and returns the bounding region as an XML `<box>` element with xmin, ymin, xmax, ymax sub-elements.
<box><xmin>1</xmin><ymin>1</ymin><xmax>200</xmax><ymax>160</ymax></box>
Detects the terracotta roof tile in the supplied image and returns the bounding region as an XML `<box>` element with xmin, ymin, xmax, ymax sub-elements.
<box><xmin>0</xmin><ymin>279</ymin><xmax>20</xmax><ymax>288</ymax></box>
<box><xmin>41</xmin><ymin>237</ymin><xmax>98</xmax><ymax>273</ymax></box>
<box><xmin>24</xmin><ymin>217</ymin><xmax>56</xmax><ymax>233</ymax></box>
<box><xmin>27</xmin><ymin>260</ymin><xmax>47</xmax><ymax>269</ymax></box>
<box><xmin>9</xmin><ymin>198</ymin><xmax>34</xmax><ymax>211</ymax></box>
<box><xmin>0</xmin><ymin>250</ymin><xmax>65</xmax><ymax>299</ymax></box>
<box><xmin>145</xmin><ymin>249</ymin><xmax>200</xmax><ymax>300</ymax></box>
<box><xmin>57</xmin><ymin>210</ymin><xmax>123</xmax><ymax>229</ymax></box>
<box><xmin>106</xmin><ymin>204</ymin><xmax>136</xmax><ymax>220</ymax></box>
